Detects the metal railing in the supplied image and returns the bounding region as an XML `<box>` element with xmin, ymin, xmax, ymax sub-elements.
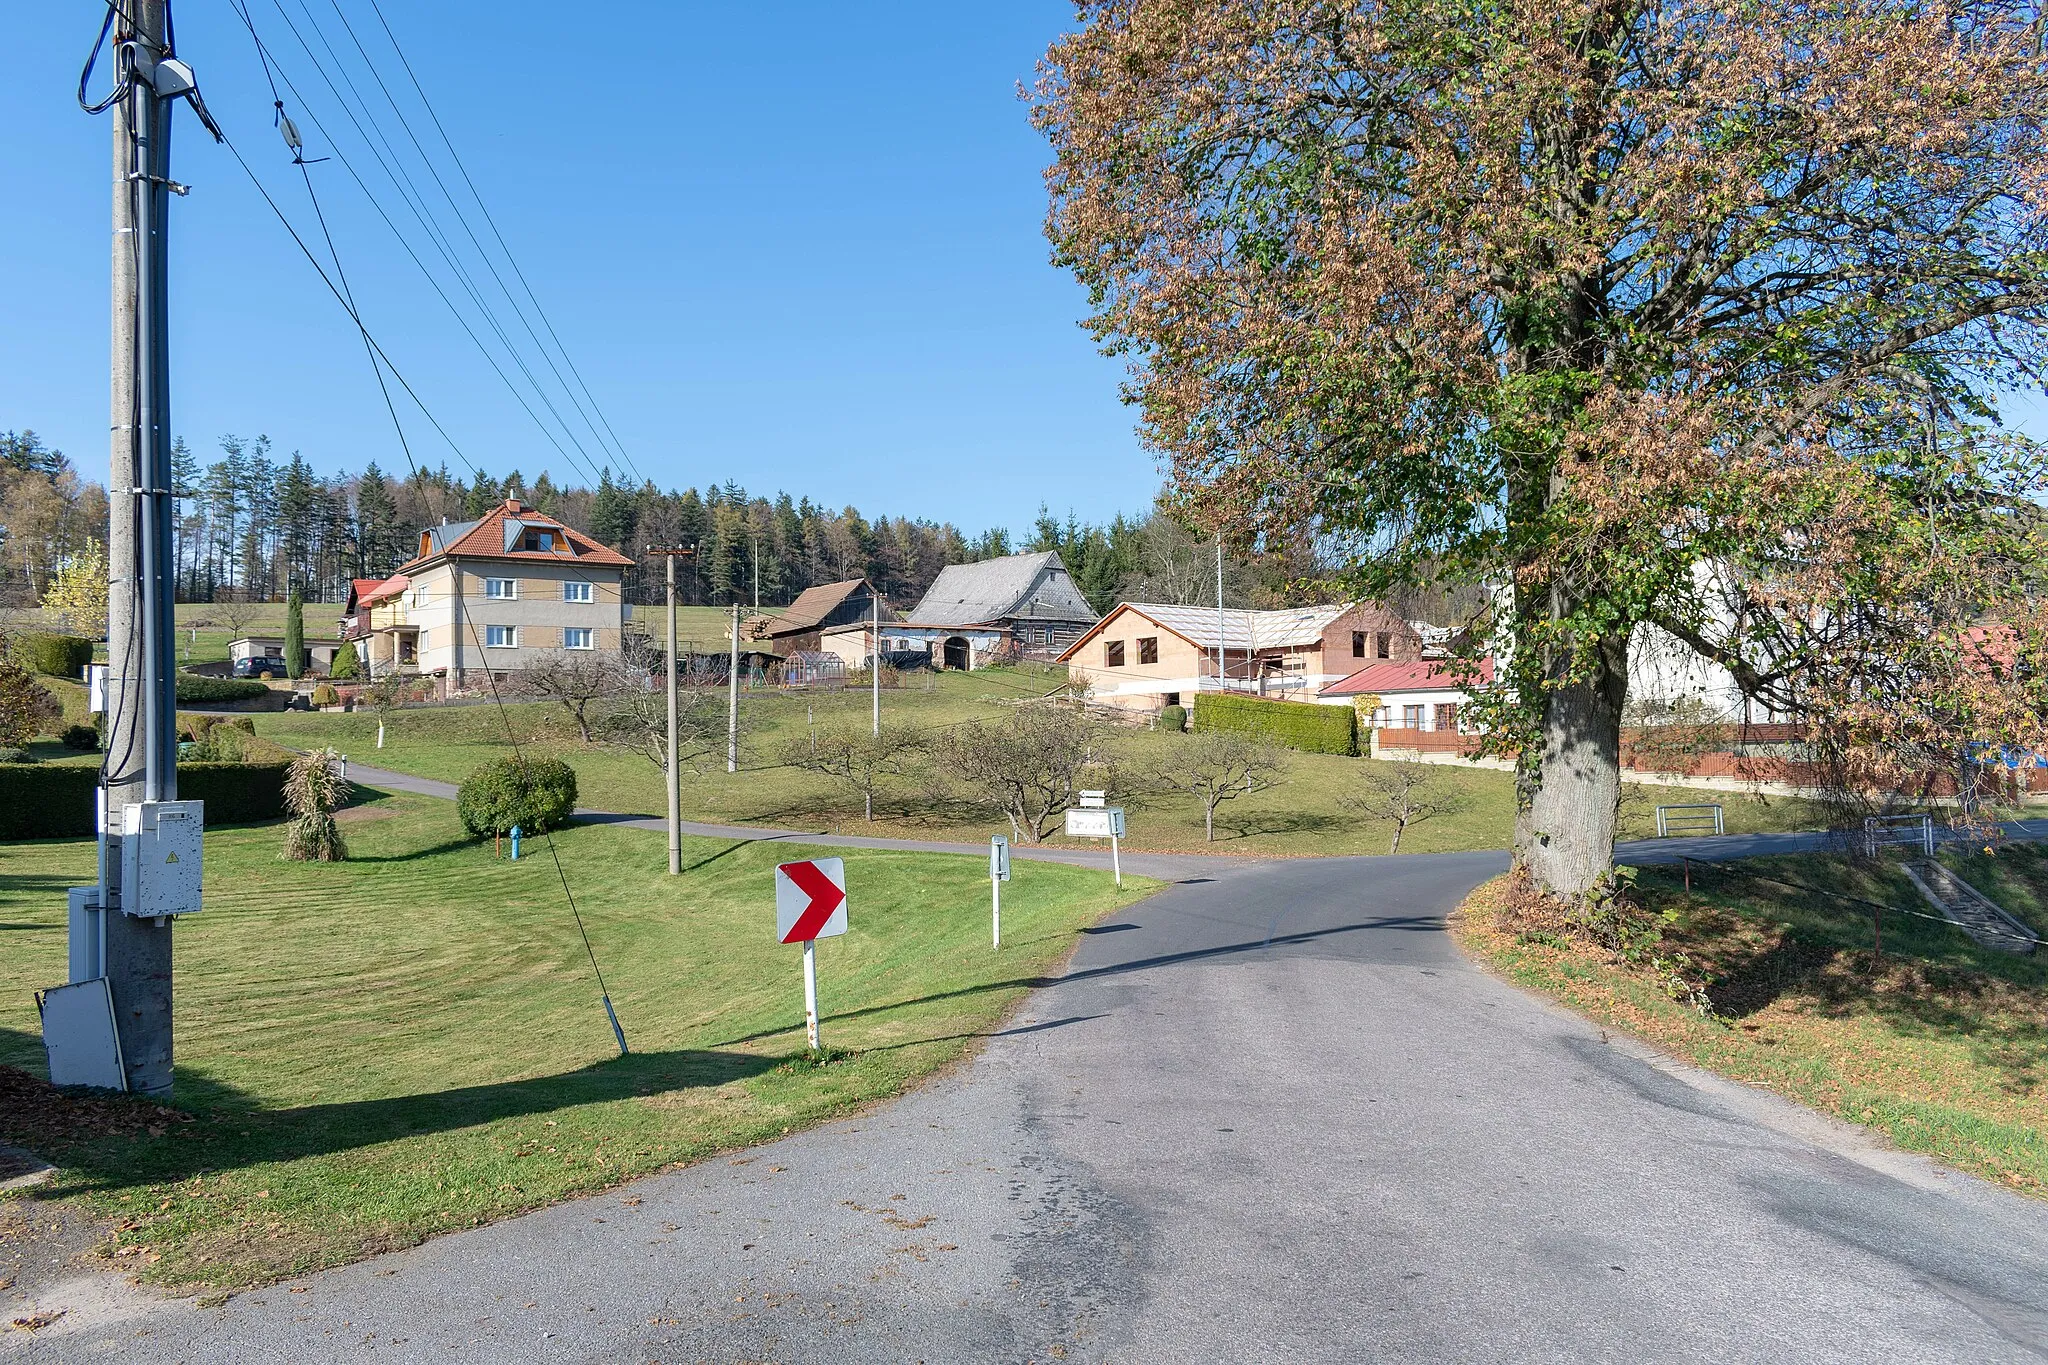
<box><xmin>1865</xmin><ymin>814</ymin><xmax>1935</xmax><ymax>858</ymax></box>
<box><xmin>1655</xmin><ymin>803</ymin><xmax>1725</xmax><ymax>837</ymax></box>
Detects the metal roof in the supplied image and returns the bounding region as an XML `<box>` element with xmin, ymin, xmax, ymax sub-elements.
<box><xmin>1118</xmin><ymin>602</ymin><xmax>1355</xmax><ymax>651</ymax></box>
<box><xmin>905</xmin><ymin>551</ymin><xmax>1098</xmax><ymax>627</ymax></box>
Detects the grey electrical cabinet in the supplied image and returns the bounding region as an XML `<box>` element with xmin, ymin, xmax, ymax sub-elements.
<box><xmin>118</xmin><ymin>800</ymin><xmax>204</xmax><ymax>918</ymax></box>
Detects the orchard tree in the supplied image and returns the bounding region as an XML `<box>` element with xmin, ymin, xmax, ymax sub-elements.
<box><xmin>1039</xmin><ymin>0</ymin><xmax>2048</xmax><ymax>899</ymax></box>
<box><xmin>1145</xmin><ymin>728</ymin><xmax>1284</xmax><ymax>841</ymax></box>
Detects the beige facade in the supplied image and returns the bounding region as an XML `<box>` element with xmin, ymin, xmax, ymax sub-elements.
<box><xmin>348</xmin><ymin>499</ymin><xmax>634</xmax><ymax>687</ymax></box>
<box><xmin>1063</xmin><ymin>602</ymin><xmax>1423</xmax><ymax>714</ymax></box>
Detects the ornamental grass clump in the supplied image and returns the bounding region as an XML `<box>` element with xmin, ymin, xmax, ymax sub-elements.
<box><xmin>282</xmin><ymin>746</ymin><xmax>351</xmax><ymax>862</ymax></box>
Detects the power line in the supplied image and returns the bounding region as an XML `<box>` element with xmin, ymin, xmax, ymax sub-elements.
<box><xmin>214</xmin><ymin>117</ymin><xmax>632</xmax><ymax>1056</ymax></box>
<box><xmin>360</xmin><ymin>0</ymin><xmax>639</xmax><ymax>482</ymax></box>
<box><xmin>241</xmin><ymin>1</ymin><xmax>612</xmax><ymax>490</ymax></box>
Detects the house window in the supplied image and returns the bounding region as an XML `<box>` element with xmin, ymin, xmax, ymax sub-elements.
<box><xmin>1436</xmin><ymin>702</ymin><xmax>1460</xmax><ymax>732</ymax></box>
<box><xmin>1375</xmin><ymin>632</ymin><xmax>1391</xmax><ymax>659</ymax></box>
<box><xmin>1105</xmin><ymin>640</ymin><xmax>1125</xmax><ymax>668</ymax></box>
<box><xmin>485</xmin><ymin>578</ymin><xmax>516</xmax><ymax>600</ymax></box>
<box><xmin>563</xmin><ymin>580</ymin><xmax>593</xmax><ymax>603</ymax></box>
<box><xmin>564</xmin><ymin>627</ymin><xmax>594</xmax><ymax>650</ymax></box>
<box><xmin>1402</xmin><ymin>703</ymin><xmax>1425</xmax><ymax>728</ymax></box>
<box><xmin>1353</xmin><ymin>630</ymin><xmax>1366</xmax><ymax>658</ymax></box>
<box><xmin>524</xmin><ymin>531</ymin><xmax>555</xmax><ymax>552</ymax></box>
<box><xmin>486</xmin><ymin>625</ymin><xmax>517</xmax><ymax>648</ymax></box>
<box><xmin>410</xmin><ymin>585</ymin><xmax>429</xmax><ymax>609</ymax></box>
<box><xmin>1137</xmin><ymin>636</ymin><xmax>1159</xmax><ymax>665</ymax></box>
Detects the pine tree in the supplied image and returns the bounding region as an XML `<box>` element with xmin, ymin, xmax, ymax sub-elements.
<box><xmin>354</xmin><ymin>463</ymin><xmax>400</xmax><ymax>576</ymax></box>
<box><xmin>589</xmin><ymin>469</ymin><xmax>637</xmax><ymax>554</ymax></box>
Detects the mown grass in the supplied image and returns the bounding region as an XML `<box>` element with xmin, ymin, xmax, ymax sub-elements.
<box><xmin>252</xmin><ymin>662</ymin><xmax>1830</xmax><ymax>857</ymax></box>
<box><xmin>0</xmin><ymin>784</ymin><xmax>1151</xmax><ymax>1290</ymax></box>
<box><xmin>1453</xmin><ymin>844</ymin><xmax>2048</xmax><ymax>1196</ymax></box>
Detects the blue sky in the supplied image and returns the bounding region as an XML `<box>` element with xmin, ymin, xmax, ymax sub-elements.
<box><xmin>2</xmin><ymin>3</ymin><xmax>1160</xmax><ymax>536</ymax></box>
<box><xmin>8</xmin><ymin>5</ymin><xmax>2045</xmax><ymax>539</ymax></box>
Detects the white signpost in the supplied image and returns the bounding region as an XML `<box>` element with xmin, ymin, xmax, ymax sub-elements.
<box><xmin>1064</xmin><ymin>803</ymin><xmax>1127</xmax><ymax>886</ymax></box>
<box><xmin>989</xmin><ymin>835</ymin><xmax>1011</xmax><ymax>947</ymax></box>
<box><xmin>775</xmin><ymin>857</ymin><xmax>848</xmax><ymax>1050</ymax></box>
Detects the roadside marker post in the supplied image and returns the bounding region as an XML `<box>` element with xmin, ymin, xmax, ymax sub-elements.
<box><xmin>1064</xmin><ymin>802</ymin><xmax>1127</xmax><ymax>888</ymax></box>
<box><xmin>775</xmin><ymin>857</ymin><xmax>848</xmax><ymax>1050</ymax></box>
<box><xmin>989</xmin><ymin>835</ymin><xmax>1011</xmax><ymax>947</ymax></box>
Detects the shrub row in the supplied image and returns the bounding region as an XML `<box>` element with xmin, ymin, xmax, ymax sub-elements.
<box><xmin>174</xmin><ymin>674</ymin><xmax>270</xmax><ymax>704</ymax></box>
<box><xmin>1193</xmin><ymin>691</ymin><xmax>1358</xmax><ymax>756</ymax></box>
<box><xmin>12</xmin><ymin>631</ymin><xmax>92</xmax><ymax>678</ymax></box>
<box><xmin>0</xmin><ymin>758</ymin><xmax>292</xmax><ymax>839</ymax></box>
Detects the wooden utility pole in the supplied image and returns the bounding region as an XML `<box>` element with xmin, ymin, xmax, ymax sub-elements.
<box><xmin>103</xmin><ymin>0</ymin><xmax>180</xmax><ymax>1094</ymax></box>
<box><xmin>645</xmin><ymin>546</ymin><xmax>695</xmax><ymax>874</ymax></box>
<box><xmin>727</xmin><ymin>601</ymin><xmax>740</xmax><ymax>773</ymax></box>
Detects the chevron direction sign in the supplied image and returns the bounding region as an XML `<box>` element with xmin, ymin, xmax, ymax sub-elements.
<box><xmin>775</xmin><ymin>858</ymin><xmax>848</xmax><ymax>944</ymax></box>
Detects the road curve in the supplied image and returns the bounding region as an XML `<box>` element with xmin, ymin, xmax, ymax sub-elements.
<box><xmin>30</xmin><ymin>845</ymin><xmax>2048</xmax><ymax>1363</ymax></box>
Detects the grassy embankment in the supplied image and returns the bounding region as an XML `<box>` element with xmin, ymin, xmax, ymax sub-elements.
<box><xmin>0</xmin><ymin>783</ymin><xmax>1151</xmax><ymax>1290</ymax></box>
<box><xmin>1455</xmin><ymin>845</ymin><xmax>2048</xmax><ymax>1196</ymax></box>
<box><xmin>253</xmin><ymin>661</ymin><xmax>1833</xmax><ymax>857</ymax></box>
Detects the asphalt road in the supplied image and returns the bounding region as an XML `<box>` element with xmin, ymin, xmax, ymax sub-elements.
<box><xmin>25</xmin><ymin>844</ymin><xmax>2048</xmax><ymax>1363</ymax></box>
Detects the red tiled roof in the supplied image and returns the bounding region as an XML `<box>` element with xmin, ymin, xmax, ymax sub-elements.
<box><xmin>1322</xmin><ymin>658</ymin><xmax>1493</xmax><ymax>696</ymax></box>
<box><xmin>361</xmin><ymin>573</ymin><xmax>410</xmax><ymax>606</ymax></box>
<box><xmin>400</xmin><ymin>499</ymin><xmax>634</xmax><ymax>570</ymax></box>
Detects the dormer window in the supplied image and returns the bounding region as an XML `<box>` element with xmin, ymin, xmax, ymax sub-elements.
<box><xmin>523</xmin><ymin>531</ymin><xmax>555</xmax><ymax>552</ymax></box>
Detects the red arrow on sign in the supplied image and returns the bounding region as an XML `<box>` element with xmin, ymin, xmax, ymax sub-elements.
<box><xmin>779</xmin><ymin>860</ymin><xmax>846</xmax><ymax>943</ymax></box>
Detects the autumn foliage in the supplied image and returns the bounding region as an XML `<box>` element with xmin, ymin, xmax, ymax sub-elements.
<box><xmin>1038</xmin><ymin>0</ymin><xmax>2048</xmax><ymax>895</ymax></box>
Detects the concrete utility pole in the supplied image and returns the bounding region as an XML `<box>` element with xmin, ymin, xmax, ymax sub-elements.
<box><xmin>645</xmin><ymin>544</ymin><xmax>694</xmax><ymax>874</ymax></box>
<box><xmin>727</xmin><ymin>601</ymin><xmax>740</xmax><ymax>773</ymax></box>
<box><xmin>1215</xmin><ymin>532</ymin><xmax>1226</xmax><ymax>693</ymax></box>
<box><xmin>871</xmin><ymin>588</ymin><xmax>881</xmax><ymax>737</ymax></box>
<box><xmin>104</xmin><ymin>0</ymin><xmax>180</xmax><ymax>1094</ymax></box>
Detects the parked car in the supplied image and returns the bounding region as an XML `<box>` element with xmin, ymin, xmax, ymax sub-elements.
<box><xmin>233</xmin><ymin>656</ymin><xmax>291</xmax><ymax>680</ymax></box>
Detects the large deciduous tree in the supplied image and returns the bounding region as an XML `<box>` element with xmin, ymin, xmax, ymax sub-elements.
<box><xmin>1038</xmin><ymin>0</ymin><xmax>2048</xmax><ymax>898</ymax></box>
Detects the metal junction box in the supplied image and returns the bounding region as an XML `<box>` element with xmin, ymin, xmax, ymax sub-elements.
<box><xmin>118</xmin><ymin>800</ymin><xmax>204</xmax><ymax>918</ymax></box>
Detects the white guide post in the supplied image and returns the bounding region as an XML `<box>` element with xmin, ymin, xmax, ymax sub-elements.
<box><xmin>1111</xmin><ymin>832</ymin><xmax>1121</xmax><ymax>888</ymax></box>
<box><xmin>801</xmin><ymin>939</ymin><xmax>820</xmax><ymax>1050</ymax></box>
<box><xmin>992</xmin><ymin>874</ymin><xmax>1002</xmax><ymax>948</ymax></box>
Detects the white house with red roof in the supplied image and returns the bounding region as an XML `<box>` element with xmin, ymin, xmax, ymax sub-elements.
<box><xmin>341</xmin><ymin>499</ymin><xmax>634</xmax><ymax>685</ymax></box>
<box><xmin>1319</xmin><ymin>657</ymin><xmax>1495</xmax><ymax>736</ymax></box>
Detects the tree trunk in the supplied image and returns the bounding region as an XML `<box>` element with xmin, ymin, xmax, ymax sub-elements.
<box><xmin>864</xmin><ymin>789</ymin><xmax>873</xmax><ymax>821</ymax></box>
<box><xmin>1205</xmin><ymin>800</ymin><xmax>1214</xmax><ymax>841</ymax></box>
<box><xmin>1520</xmin><ymin>633</ymin><xmax>1630</xmax><ymax>900</ymax></box>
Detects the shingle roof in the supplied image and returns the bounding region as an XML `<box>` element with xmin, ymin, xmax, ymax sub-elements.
<box><xmin>904</xmin><ymin>551</ymin><xmax>1098</xmax><ymax>628</ymax></box>
<box><xmin>1321</xmin><ymin>658</ymin><xmax>1494</xmax><ymax>696</ymax></box>
<box><xmin>745</xmin><ymin>579</ymin><xmax>881</xmax><ymax>639</ymax></box>
<box><xmin>401</xmin><ymin>500</ymin><xmax>634</xmax><ymax>569</ymax></box>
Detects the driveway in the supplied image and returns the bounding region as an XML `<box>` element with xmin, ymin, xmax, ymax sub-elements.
<box><xmin>26</xmin><ymin>845</ymin><xmax>2048</xmax><ymax>1362</ymax></box>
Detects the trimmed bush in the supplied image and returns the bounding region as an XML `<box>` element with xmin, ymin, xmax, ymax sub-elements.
<box><xmin>175</xmin><ymin>674</ymin><xmax>269</xmax><ymax>704</ymax></box>
<box><xmin>59</xmin><ymin>723</ymin><xmax>99</xmax><ymax>751</ymax></box>
<box><xmin>327</xmin><ymin>642</ymin><xmax>360</xmax><ymax>680</ymax></box>
<box><xmin>309</xmin><ymin>683</ymin><xmax>339</xmax><ymax>707</ymax></box>
<box><xmin>0</xmin><ymin>757</ymin><xmax>291</xmax><ymax>839</ymax></box>
<box><xmin>0</xmin><ymin>764</ymin><xmax>94</xmax><ymax>837</ymax></box>
<box><xmin>178</xmin><ymin>760</ymin><xmax>291</xmax><ymax>824</ymax></box>
<box><xmin>13</xmin><ymin>631</ymin><xmax>92</xmax><ymax>678</ymax></box>
<box><xmin>1159</xmin><ymin>704</ymin><xmax>1188</xmax><ymax>734</ymax></box>
<box><xmin>458</xmin><ymin>756</ymin><xmax>579</xmax><ymax>839</ymax></box>
<box><xmin>1193</xmin><ymin>691</ymin><xmax>1357</xmax><ymax>756</ymax></box>
<box><xmin>0</xmin><ymin>747</ymin><xmax>33</xmax><ymax>765</ymax></box>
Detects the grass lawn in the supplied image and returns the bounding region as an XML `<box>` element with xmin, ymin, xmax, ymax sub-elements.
<box><xmin>0</xmin><ymin>784</ymin><xmax>1152</xmax><ymax>1291</ymax></box>
<box><xmin>1453</xmin><ymin>845</ymin><xmax>2048</xmax><ymax>1197</ymax></box>
<box><xmin>252</xmin><ymin>662</ymin><xmax>1832</xmax><ymax>857</ymax></box>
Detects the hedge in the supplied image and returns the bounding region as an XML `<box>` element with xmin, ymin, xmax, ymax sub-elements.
<box><xmin>458</xmin><ymin>756</ymin><xmax>579</xmax><ymax>838</ymax></box>
<box><xmin>0</xmin><ymin>758</ymin><xmax>291</xmax><ymax>839</ymax></box>
<box><xmin>175</xmin><ymin>674</ymin><xmax>270</xmax><ymax>704</ymax></box>
<box><xmin>13</xmin><ymin>631</ymin><xmax>92</xmax><ymax>678</ymax></box>
<box><xmin>1193</xmin><ymin>691</ymin><xmax>1358</xmax><ymax>756</ymax></box>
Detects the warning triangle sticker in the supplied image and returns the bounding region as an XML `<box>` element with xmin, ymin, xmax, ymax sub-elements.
<box><xmin>165</xmin><ymin>853</ymin><xmax>179</xmax><ymax>863</ymax></box>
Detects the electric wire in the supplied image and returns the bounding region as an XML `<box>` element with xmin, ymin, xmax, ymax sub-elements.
<box><xmin>240</xmin><ymin>2</ymin><xmax>611</xmax><ymax>490</ymax></box>
<box><xmin>270</xmin><ymin>0</ymin><xmax>624</xmax><ymax>489</ymax></box>
<box><xmin>358</xmin><ymin>0</ymin><xmax>640</xmax><ymax>483</ymax></box>
<box><xmin>323</xmin><ymin>0</ymin><xmax>641</xmax><ymax>487</ymax></box>
<box><xmin>213</xmin><ymin>118</ymin><xmax>631</xmax><ymax>1052</ymax></box>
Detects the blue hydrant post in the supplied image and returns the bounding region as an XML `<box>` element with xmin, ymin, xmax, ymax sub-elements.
<box><xmin>510</xmin><ymin>825</ymin><xmax>521</xmax><ymax>861</ymax></box>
